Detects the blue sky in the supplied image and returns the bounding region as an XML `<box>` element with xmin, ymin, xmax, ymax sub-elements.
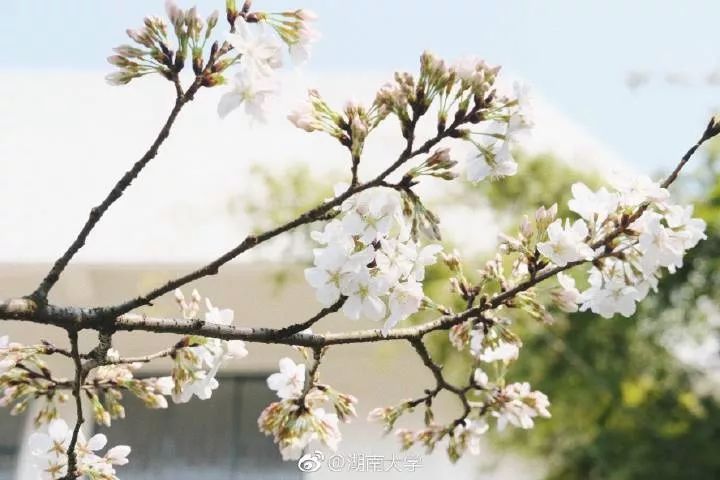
<box><xmin>2</xmin><ymin>0</ymin><xmax>719</xmax><ymax>172</ymax></box>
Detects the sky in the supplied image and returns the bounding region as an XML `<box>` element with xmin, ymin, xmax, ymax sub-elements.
<box><xmin>2</xmin><ymin>0</ymin><xmax>719</xmax><ymax>172</ymax></box>
<box><xmin>0</xmin><ymin>1</ymin><xmax>719</xmax><ymax>263</ymax></box>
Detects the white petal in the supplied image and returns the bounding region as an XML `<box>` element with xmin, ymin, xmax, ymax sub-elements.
<box><xmin>106</xmin><ymin>445</ymin><xmax>131</xmax><ymax>465</ymax></box>
<box><xmin>86</xmin><ymin>434</ymin><xmax>107</xmax><ymax>451</ymax></box>
<box><xmin>28</xmin><ymin>433</ymin><xmax>52</xmax><ymax>454</ymax></box>
<box><xmin>48</xmin><ymin>419</ymin><xmax>69</xmax><ymax>442</ymax></box>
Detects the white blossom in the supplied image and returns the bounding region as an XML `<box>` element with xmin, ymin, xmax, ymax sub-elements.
<box><xmin>512</xmin><ymin>81</ymin><xmax>534</xmax><ymax>130</ymax></box>
<box><xmin>104</xmin><ymin>445</ymin><xmax>131</xmax><ymax>466</ymax></box>
<box><xmin>310</xmin><ymin>407</ymin><xmax>341</xmax><ymax>450</ymax></box>
<box><xmin>375</xmin><ymin>238</ymin><xmax>415</xmax><ymax>284</ymax></box>
<box><xmin>288</xmin><ymin>100</ymin><xmax>320</xmax><ymax>132</ymax></box>
<box><xmin>402</xmin><ymin>242</ymin><xmax>442</xmax><ymax>281</ymax></box>
<box><xmin>309</xmin><ymin>219</ymin><xmax>354</xmax><ymax>251</ymax></box>
<box><xmin>342</xmin><ymin>190</ymin><xmax>403</xmax><ymax>244</ymax></box>
<box><xmin>288</xmin><ymin>18</ymin><xmax>321</xmax><ymax>65</ymax></box>
<box><xmin>267</xmin><ymin>357</ymin><xmax>306</xmax><ymax>400</ymax></box>
<box><xmin>167</xmin><ymin>295</ymin><xmax>248</xmax><ymax>404</ymax></box>
<box><xmin>536</xmin><ymin>218</ymin><xmax>594</xmax><ymax>267</ymax></box>
<box><xmin>172</xmin><ymin>369</ymin><xmax>220</xmax><ymax>404</ymax></box>
<box><xmin>454</xmin><ymin>418</ymin><xmax>489</xmax><ymax>455</ymax></box>
<box><xmin>217</xmin><ymin>72</ymin><xmax>277</xmax><ymax>120</ymax></box>
<box><xmin>383</xmin><ymin>279</ymin><xmax>424</xmax><ymax>335</ymax></box>
<box><xmin>340</xmin><ymin>268</ymin><xmax>389</xmax><ymax>321</ymax></box>
<box><xmin>304</xmin><ymin>245</ymin><xmax>374</xmax><ymax>307</ymax></box>
<box><xmin>466</xmin><ymin>144</ymin><xmax>517</xmax><ymax>183</ymax></box>
<box><xmin>226</xmin><ymin>18</ymin><xmax>283</xmax><ymax>77</ymax></box>
<box><xmin>636</xmin><ymin>212</ymin><xmax>685</xmax><ymax>273</ymax></box>
<box><xmin>568</xmin><ymin>182</ymin><xmax>619</xmax><ymax>224</ymax></box>
<box><xmin>493</xmin><ymin>382</ymin><xmax>551</xmax><ymax>431</ymax></box>
<box><xmin>553</xmin><ymin>272</ymin><xmax>582</xmax><ymax>313</ymax></box>
<box><xmin>611</xmin><ymin>174</ymin><xmax>669</xmax><ymax>207</ymax></box>
<box><xmin>0</xmin><ymin>335</ymin><xmax>12</xmax><ymax>374</ymax></box>
<box><xmin>478</xmin><ymin>341</ymin><xmax>520</xmax><ymax>363</ymax></box>
<box><xmin>28</xmin><ymin>419</ymin><xmax>130</xmax><ymax>480</ymax></box>
<box><xmin>579</xmin><ymin>267</ymin><xmax>638</xmax><ymax>318</ymax></box>
<box><xmin>665</xmin><ymin>204</ymin><xmax>707</xmax><ymax>249</ymax></box>
<box><xmin>473</xmin><ymin>368</ymin><xmax>489</xmax><ymax>388</ymax></box>
<box><xmin>205</xmin><ymin>298</ymin><xmax>234</xmax><ymax>326</ymax></box>
<box><xmin>470</xmin><ymin>329</ymin><xmax>520</xmax><ymax>363</ymax></box>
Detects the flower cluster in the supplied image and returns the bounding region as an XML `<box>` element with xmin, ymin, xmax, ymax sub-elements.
<box><xmin>218</xmin><ymin>8</ymin><xmax>319</xmax><ymax>120</ymax></box>
<box><xmin>490</xmin><ymin>381</ymin><xmax>551</xmax><ymax>430</ymax></box>
<box><xmin>465</xmin><ymin>81</ymin><xmax>532</xmax><ymax>183</ymax></box>
<box><xmin>85</xmin><ymin>363</ymin><xmax>173</xmax><ymax>427</ymax></box>
<box><xmin>259</xmin><ymin>358</ymin><xmax>357</xmax><ymax>460</ymax></box>
<box><xmin>369</xmin><ymin>370</ymin><xmax>549</xmax><ymax>462</ymax></box>
<box><xmin>546</xmin><ymin>176</ymin><xmax>706</xmax><ymax>318</ymax></box>
<box><xmin>260</xmin><ymin>9</ymin><xmax>320</xmax><ymax>64</ymax></box>
<box><xmin>29</xmin><ymin>419</ymin><xmax>130</xmax><ymax>480</ymax></box>
<box><xmin>288</xmin><ymin>91</ymin><xmax>390</xmax><ymax>159</ymax></box>
<box><xmin>165</xmin><ymin>290</ymin><xmax>248</xmax><ymax>403</ymax></box>
<box><xmin>304</xmin><ymin>187</ymin><xmax>442</xmax><ymax>334</ymax></box>
<box><xmin>107</xmin><ymin>4</ymin><xmax>221</xmax><ymax>85</ymax></box>
<box><xmin>0</xmin><ymin>337</ymin><xmax>69</xmax><ymax>425</ymax></box>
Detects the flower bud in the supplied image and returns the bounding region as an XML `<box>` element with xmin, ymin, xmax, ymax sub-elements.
<box><xmin>520</xmin><ymin>215</ymin><xmax>533</xmax><ymax>238</ymax></box>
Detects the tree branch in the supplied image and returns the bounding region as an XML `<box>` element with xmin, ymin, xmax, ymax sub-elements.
<box><xmin>103</xmin><ymin>107</ymin><xmax>472</xmax><ymax>317</ymax></box>
<box><xmin>32</xmin><ymin>77</ymin><xmax>202</xmax><ymax>302</ymax></box>
<box><xmin>272</xmin><ymin>297</ymin><xmax>346</xmax><ymax>339</ymax></box>
<box><xmin>61</xmin><ymin>330</ymin><xmax>84</xmax><ymax>480</ymax></box>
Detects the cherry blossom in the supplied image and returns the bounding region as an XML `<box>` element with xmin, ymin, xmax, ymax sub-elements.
<box><xmin>453</xmin><ymin>418</ymin><xmax>489</xmax><ymax>455</ymax></box>
<box><xmin>567</xmin><ymin>182</ymin><xmax>619</xmax><ymax>223</ymax></box>
<box><xmin>473</xmin><ymin>368</ymin><xmax>489</xmax><ymax>388</ymax></box>
<box><xmin>28</xmin><ymin>419</ymin><xmax>130</xmax><ymax>480</ymax></box>
<box><xmin>493</xmin><ymin>382</ymin><xmax>551</xmax><ymax>431</ymax></box>
<box><xmin>287</xmin><ymin>100</ymin><xmax>319</xmax><ymax>132</ymax></box>
<box><xmin>340</xmin><ymin>268</ymin><xmax>389</xmax><ymax>321</ymax></box>
<box><xmin>383</xmin><ymin>279</ymin><xmax>424</xmax><ymax>334</ymax></box>
<box><xmin>267</xmin><ymin>357</ymin><xmax>306</xmax><ymax>400</ymax></box>
<box><xmin>579</xmin><ymin>267</ymin><xmax>639</xmax><ymax>318</ymax></box>
<box><xmin>612</xmin><ymin>174</ymin><xmax>669</xmax><ymax>207</ymax></box>
<box><xmin>288</xmin><ymin>16</ymin><xmax>321</xmax><ymax>64</ymax></box>
<box><xmin>217</xmin><ymin>72</ymin><xmax>277</xmax><ymax>120</ymax></box>
<box><xmin>478</xmin><ymin>341</ymin><xmax>521</xmax><ymax>363</ymax></box>
<box><xmin>341</xmin><ymin>190</ymin><xmax>403</xmax><ymax>244</ymax></box>
<box><xmin>466</xmin><ymin>145</ymin><xmax>518</xmax><ymax>183</ymax></box>
<box><xmin>470</xmin><ymin>329</ymin><xmax>521</xmax><ymax>363</ymax></box>
<box><xmin>304</xmin><ymin>245</ymin><xmax>374</xmax><ymax>307</ymax></box>
<box><xmin>553</xmin><ymin>272</ymin><xmax>582</xmax><ymax>313</ymax></box>
<box><xmin>536</xmin><ymin>218</ymin><xmax>594</xmax><ymax>267</ymax></box>
<box><xmin>226</xmin><ymin>18</ymin><xmax>283</xmax><ymax>77</ymax></box>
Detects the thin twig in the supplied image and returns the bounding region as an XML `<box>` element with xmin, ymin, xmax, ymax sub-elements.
<box><xmin>62</xmin><ymin>330</ymin><xmax>84</xmax><ymax>480</ymax></box>
<box><xmin>273</xmin><ymin>297</ymin><xmax>346</xmax><ymax>339</ymax></box>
